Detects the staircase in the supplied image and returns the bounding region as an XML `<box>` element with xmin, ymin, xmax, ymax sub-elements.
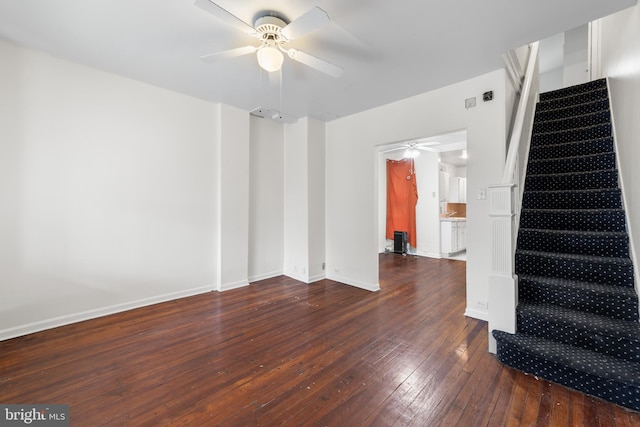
<box><xmin>492</xmin><ymin>78</ymin><xmax>640</xmax><ymax>411</ymax></box>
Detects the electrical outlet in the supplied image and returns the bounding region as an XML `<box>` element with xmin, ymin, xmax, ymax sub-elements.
<box><xmin>477</xmin><ymin>301</ymin><xmax>488</xmax><ymax>309</ymax></box>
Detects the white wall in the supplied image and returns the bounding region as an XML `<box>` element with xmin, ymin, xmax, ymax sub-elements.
<box><xmin>307</xmin><ymin>118</ymin><xmax>326</xmax><ymax>282</ymax></box>
<box><xmin>326</xmin><ymin>69</ymin><xmax>509</xmax><ymax>316</ymax></box>
<box><xmin>0</xmin><ymin>40</ymin><xmax>220</xmax><ymax>339</ymax></box>
<box><xmin>248</xmin><ymin>116</ymin><xmax>284</xmax><ymax>282</ymax></box>
<box><xmin>600</xmin><ymin>4</ymin><xmax>640</xmax><ymax>293</ymax></box>
<box><xmin>283</xmin><ymin>117</ymin><xmax>326</xmax><ymax>283</ymax></box>
<box><xmin>283</xmin><ymin>119</ymin><xmax>310</xmax><ymax>281</ymax></box>
<box><xmin>216</xmin><ymin>104</ymin><xmax>250</xmax><ymax>291</ymax></box>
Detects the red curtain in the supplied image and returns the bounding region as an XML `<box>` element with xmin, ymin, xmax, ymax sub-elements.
<box><xmin>386</xmin><ymin>158</ymin><xmax>418</xmax><ymax>248</ymax></box>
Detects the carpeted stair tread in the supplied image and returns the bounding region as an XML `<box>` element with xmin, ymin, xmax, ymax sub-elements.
<box><xmin>536</xmin><ymin>89</ymin><xmax>609</xmax><ymax>112</ymax></box>
<box><xmin>493</xmin><ymin>330</ymin><xmax>640</xmax><ymax>411</ymax></box>
<box><xmin>534</xmin><ymin>99</ymin><xmax>609</xmax><ymax>122</ymax></box>
<box><xmin>521</xmin><ymin>188</ymin><xmax>622</xmax><ymax>210</ymax></box>
<box><xmin>538</xmin><ymin>79</ymin><xmax>607</xmax><ymax>102</ymax></box>
<box><xmin>493</xmin><ymin>331</ymin><xmax>640</xmax><ymax>385</ymax></box>
<box><xmin>520</xmin><ymin>208</ymin><xmax>626</xmax><ymax>232</ymax></box>
<box><xmin>517</xmin><ymin>302</ymin><xmax>640</xmax><ymax>362</ymax></box>
<box><xmin>526</xmin><ymin>152</ymin><xmax>616</xmax><ymax>175</ymax></box>
<box><xmin>524</xmin><ymin>168</ymin><xmax>618</xmax><ymax>191</ymax></box>
<box><xmin>532</xmin><ymin>110</ymin><xmax>611</xmax><ymax>134</ymax></box>
<box><xmin>515</xmin><ymin>250</ymin><xmax>634</xmax><ymax>287</ymax></box>
<box><xmin>538</xmin><ymin>85</ymin><xmax>608</xmax><ymax>105</ymax></box>
<box><xmin>528</xmin><ymin>137</ymin><xmax>614</xmax><ymax>160</ymax></box>
<box><xmin>531</xmin><ymin>123</ymin><xmax>611</xmax><ymax>146</ymax></box>
<box><xmin>517</xmin><ymin>228</ymin><xmax>629</xmax><ymax>258</ymax></box>
<box><xmin>518</xmin><ymin>274</ymin><xmax>639</xmax><ymax>321</ymax></box>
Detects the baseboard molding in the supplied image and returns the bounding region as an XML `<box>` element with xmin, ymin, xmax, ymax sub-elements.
<box><xmin>308</xmin><ymin>273</ymin><xmax>326</xmax><ymax>283</ymax></box>
<box><xmin>464</xmin><ymin>307</ymin><xmax>489</xmax><ymax>322</ymax></box>
<box><xmin>416</xmin><ymin>250</ymin><xmax>442</xmax><ymax>259</ymax></box>
<box><xmin>326</xmin><ymin>272</ymin><xmax>380</xmax><ymax>292</ymax></box>
<box><xmin>248</xmin><ymin>270</ymin><xmax>283</xmax><ymax>283</ymax></box>
<box><xmin>219</xmin><ymin>279</ymin><xmax>250</xmax><ymax>292</ymax></box>
<box><xmin>0</xmin><ymin>285</ymin><xmax>216</xmax><ymax>342</ymax></box>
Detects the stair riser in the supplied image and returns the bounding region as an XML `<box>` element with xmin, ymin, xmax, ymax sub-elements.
<box><xmin>539</xmin><ymin>79</ymin><xmax>608</xmax><ymax>102</ymax></box>
<box><xmin>515</xmin><ymin>252</ymin><xmax>634</xmax><ymax>287</ymax></box>
<box><xmin>520</xmin><ymin>210</ymin><xmax>626</xmax><ymax>232</ymax></box>
<box><xmin>522</xmin><ymin>189</ymin><xmax>621</xmax><ymax>210</ymax></box>
<box><xmin>527</xmin><ymin>153</ymin><xmax>616</xmax><ymax>175</ymax></box>
<box><xmin>517</xmin><ymin>311</ymin><xmax>640</xmax><ymax>363</ymax></box>
<box><xmin>529</xmin><ymin>138</ymin><xmax>614</xmax><ymax>161</ymax></box>
<box><xmin>535</xmin><ymin>100</ymin><xmax>609</xmax><ymax>122</ymax></box>
<box><xmin>532</xmin><ymin>123</ymin><xmax>611</xmax><ymax>146</ymax></box>
<box><xmin>518</xmin><ymin>279</ymin><xmax>640</xmax><ymax>321</ymax></box>
<box><xmin>517</xmin><ymin>230</ymin><xmax>629</xmax><ymax>258</ymax></box>
<box><xmin>533</xmin><ymin>111</ymin><xmax>611</xmax><ymax>134</ymax></box>
<box><xmin>538</xmin><ymin>88</ymin><xmax>608</xmax><ymax>110</ymax></box>
<box><xmin>524</xmin><ymin>170</ymin><xmax>618</xmax><ymax>192</ymax></box>
<box><xmin>494</xmin><ymin>341</ymin><xmax>640</xmax><ymax>411</ymax></box>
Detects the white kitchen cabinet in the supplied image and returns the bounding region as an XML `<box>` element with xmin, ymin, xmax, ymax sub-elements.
<box><xmin>449</xmin><ymin>177</ymin><xmax>467</xmax><ymax>203</ymax></box>
<box><xmin>441</xmin><ymin>220</ymin><xmax>466</xmax><ymax>255</ymax></box>
<box><xmin>439</xmin><ymin>171</ymin><xmax>450</xmax><ymax>201</ymax></box>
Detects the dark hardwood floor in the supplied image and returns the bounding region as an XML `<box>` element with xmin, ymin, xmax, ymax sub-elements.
<box><xmin>1</xmin><ymin>254</ymin><xmax>639</xmax><ymax>426</ymax></box>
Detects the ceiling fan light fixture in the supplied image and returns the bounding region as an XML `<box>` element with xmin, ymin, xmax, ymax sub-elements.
<box><xmin>404</xmin><ymin>148</ymin><xmax>420</xmax><ymax>159</ymax></box>
<box><xmin>257</xmin><ymin>46</ymin><xmax>284</xmax><ymax>72</ymax></box>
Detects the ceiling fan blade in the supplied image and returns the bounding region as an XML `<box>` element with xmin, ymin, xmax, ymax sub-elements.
<box><xmin>200</xmin><ymin>46</ymin><xmax>257</xmax><ymax>62</ymax></box>
<box><xmin>380</xmin><ymin>146</ymin><xmax>404</xmax><ymax>154</ymax></box>
<box><xmin>194</xmin><ymin>0</ymin><xmax>256</xmax><ymax>35</ymax></box>
<box><xmin>280</xmin><ymin>6</ymin><xmax>330</xmax><ymax>40</ymax></box>
<box><xmin>287</xmin><ymin>49</ymin><xmax>343</xmax><ymax>78</ymax></box>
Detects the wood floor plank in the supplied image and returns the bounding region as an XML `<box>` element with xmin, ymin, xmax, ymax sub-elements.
<box><xmin>1</xmin><ymin>254</ymin><xmax>639</xmax><ymax>426</ymax></box>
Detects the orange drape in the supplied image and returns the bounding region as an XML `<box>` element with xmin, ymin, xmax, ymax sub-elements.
<box><xmin>386</xmin><ymin>158</ymin><xmax>418</xmax><ymax>248</ymax></box>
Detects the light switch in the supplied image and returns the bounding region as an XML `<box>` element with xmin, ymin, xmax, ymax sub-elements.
<box><xmin>477</xmin><ymin>188</ymin><xmax>487</xmax><ymax>200</ymax></box>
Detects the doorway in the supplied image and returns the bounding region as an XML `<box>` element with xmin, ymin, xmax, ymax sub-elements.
<box><xmin>377</xmin><ymin>130</ymin><xmax>467</xmax><ymax>261</ymax></box>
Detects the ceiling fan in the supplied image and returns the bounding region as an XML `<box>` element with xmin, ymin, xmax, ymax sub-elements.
<box><xmin>381</xmin><ymin>141</ymin><xmax>442</xmax><ymax>158</ymax></box>
<box><xmin>194</xmin><ymin>0</ymin><xmax>343</xmax><ymax>78</ymax></box>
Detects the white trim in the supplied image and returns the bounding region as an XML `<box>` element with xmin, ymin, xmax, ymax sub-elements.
<box><xmin>416</xmin><ymin>250</ymin><xmax>443</xmax><ymax>259</ymax></box>
<box><xmin>464</xmin><ymin>307</ymin><xmax>489</xmax><ymax>322</ymax></box>
<box><xmin>326</xmin><ymin>272</ymin><xmax>381</xmax><ymax>292</ymax></box>
<box><xmin>248</xmin><ymin>270</ymin><xmax>284</xmax><ymax>283</ymax></box>
<box><xmin>308</xmin><ymin>273</ymin><xmax>326</xmax><ymax>283</ymax></box>
<box><xmin>219</xmin><ymin>279</ymin><xmax>250</xmax><ymax>292</ymax></box>
<box><xmin>588</xmin><ymin>19</ymin><xmax>603</xmax><ymax>81</ymax></box>
<box><xmin>0</xmin><ymin>285</ymin><xmax>216</xmax><ymax>342</ymax></box>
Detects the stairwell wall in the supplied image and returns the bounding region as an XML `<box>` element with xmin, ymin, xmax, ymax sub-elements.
<box><xmin>600</xmin><ymin>3</ymin><xmax>640</xmax><ymax>295</ymax></box>
<box><xmin>326</xmin><ymin>69</ymin><xmax>509</xmax><ymax>317</ymax></box>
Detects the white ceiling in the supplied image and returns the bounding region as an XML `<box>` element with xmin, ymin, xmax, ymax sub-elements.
<box><xmin>0</xmin><ymin>0</ymin><xmax>635</xmax><ymax>122</ymax></box>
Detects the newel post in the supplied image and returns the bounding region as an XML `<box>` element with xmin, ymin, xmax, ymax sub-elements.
<box><xmin>488</xmin><ymin>184</ymin><xmax>518</xmax><ymax>353</ymax></box>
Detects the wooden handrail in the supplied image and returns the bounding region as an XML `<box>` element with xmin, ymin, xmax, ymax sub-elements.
<box><xmin>501</xmin><ymin>42</ymin><xmax>539</xmax><ymax>184</ymax></box>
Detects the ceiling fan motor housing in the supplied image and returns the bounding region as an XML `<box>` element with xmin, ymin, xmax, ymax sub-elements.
<box><xmin>254</xmin><ymin>16</ymin><xmax>287</xmax><ymax>43</ymax></box>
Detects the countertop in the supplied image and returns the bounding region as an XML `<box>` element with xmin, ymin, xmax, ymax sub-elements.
<box><xmin>441</xmin><ymin>217</ymin><xmax>467</xmax><ymax>222</ymax></box>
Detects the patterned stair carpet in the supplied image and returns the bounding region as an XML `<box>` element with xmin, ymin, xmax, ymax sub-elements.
<box><xmin>492</xmin><ymin>78</ymin><xmax>640</xmax><ymax>411</ymax></box>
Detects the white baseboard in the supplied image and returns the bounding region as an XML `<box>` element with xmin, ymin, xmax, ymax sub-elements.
<box><xmin>219</xmin><ymin>279</ymin><xmax>250</xmax><ymax>292</ymax></box>
<box><xmin>308</xmin><ymin>273</ymin><xmax>326</xmax><ymax>283</ymax></box>
<box><xmin>326</xmin><ymin>272</ymin><xmax>380</xmax><ymax>292</ymax></box>
<box><xmin>248</xmin><ymin>270</ymin><xmax>283</xmax><ymax>283</ymax></box>
<box><xmin>464</xmin><ymin>307</ymin><xmax>489</xmax><ymax>322</ymax></box>
<box><xmin>0</xmin><ymin>285</ymin><xmax>217</xmax><ymax>342</ymax></box>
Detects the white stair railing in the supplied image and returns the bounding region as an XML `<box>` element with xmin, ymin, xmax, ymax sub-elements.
<box><xmin>488</xmin><ymin>42</ymin><xmax>539</xmax><ymax>353</ymax></box>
